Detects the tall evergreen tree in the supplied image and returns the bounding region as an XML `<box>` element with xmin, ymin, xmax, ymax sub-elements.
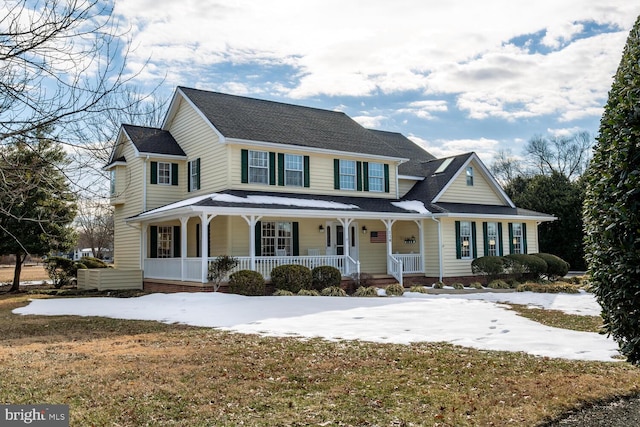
<box><xmin>0</xmin><ymin>133</ymin><xmax>77</xmax><ymax>291</ymax></box>
<box><xmin>584</xmin><ymin>16</ymin><xmax>640</xmax><ymax>364</ymax></box>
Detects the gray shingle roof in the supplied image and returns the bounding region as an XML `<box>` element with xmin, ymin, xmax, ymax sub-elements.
<box><xmin>367</xmin><ymin>129</ymin><xmax>436</xmax><ymax>176</ymax></box>
<box><xmin>178</xmin><ymin>87</ymin><xmax>434</xmax><ymax>160</ymax></box>
<box><xmin>123</xmin><ymin>124</ymin><xmax>185</xmax><ymax>156</ymax></box>
<box><xmin>402</xmin><ymin>153</ymin><xmax>475</xmax><ymax>203</ymax></box>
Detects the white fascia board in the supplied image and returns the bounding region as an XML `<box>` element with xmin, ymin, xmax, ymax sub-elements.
<box><xmin>103</xmin><ymin>161</ymin><xmax>127</xmax><ymax>171</ymax></box>
<box><xmin>431</xmin><ymin>153</ymin><xmax>516</xmax><ymax>208</ymax></box>
<box><xmin>127</xmin><ymin>205</ymin><xmax>428</xmax><ymax>224</ymax></box>
<box><xmin>163</xmin><ymin>87</ymin><xmax>226</xmax><ymax>143</ymax></box>
<box><xmin>135</xmin><ymin>152</ymin><xmax>187</xmax><ymax>161</ymax></box>
<box><xmin>107</xmin><ymin>126</ymin><xmax>130</xmax><ymax>164</ymax></box>
<box><xmin>398</xmin><ymin>174</ymin><xmax>425</xmax><ymax>181</ymax></box>
<box><xmin>432</xmin><ymin>212</ymin><xmax>556</xmax><ymax>222</ymax></box>
<box><xmin>225</xmin><ymin>137</ymin><xmax>409</xmax><ymax>164</ymax></box>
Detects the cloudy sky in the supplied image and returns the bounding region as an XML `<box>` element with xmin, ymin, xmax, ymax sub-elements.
<box><xmin>112</xmin><ymin>1</ymin><xmax>639</xmax><ymax>163</ymax></box>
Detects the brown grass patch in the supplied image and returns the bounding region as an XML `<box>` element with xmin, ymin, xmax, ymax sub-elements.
<box><xmin>0</xmin><ymin>264</ymin><xmax>49</xmax><ymax>283</ymax></box>
<box><xmin>1</xmin><ymin>294</ymin><xmax>638</xmax><ymax>426</ymax></box>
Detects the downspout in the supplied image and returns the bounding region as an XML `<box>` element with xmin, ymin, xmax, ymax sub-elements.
<box><xmin>431</xmin><ymin>217</ymin><xmax>443</xmax><ymax>282</ymax></box>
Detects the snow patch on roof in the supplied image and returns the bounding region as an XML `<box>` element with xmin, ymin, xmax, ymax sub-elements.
<box><xmin>392</xmin><ymin>200</ymin><xmax>430</xmax><ymax>214</ymax></box>
<box><xmin>210</xmin><ymin>193</ymin><xmax>360</xmax><ymax>209</ymax></box>
<box><xmin>144</xmin><ymin>195</ymin><xmax>212</xmax><ymax>215</ymax></box>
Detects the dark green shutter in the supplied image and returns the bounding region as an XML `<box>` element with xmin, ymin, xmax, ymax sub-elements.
<box><xmin>278</xmin><ymin>153</ymin><xmax>285</xmax><ymax>186</ymax></box>
<box><xmin>171</xmin><ymin>163</ymin><xmax>178</xmax><ymax>186</ymax></box>
<box><xmin>254</xmin><ymin>221</ymin><xmax>262</xmax><ymax>256</ymax></box>
<box><xmin>173</xmin><ymin>226</ymin><xmax>181</xmax><ymax>257</ymax></box>
<box><xmin>482</xmin><ymin>222</ymin><xmax>489</xmax><ymax>256</ymax></box>
<box><xmin>522</xmin><ymin>223</ymin><xmax>528</xmax><ymax>254</ymax></box>
<box><xmin>356</xmin><ymin>161</ymin><xmax>362</xmax><ymax>191</ymax></box>
<box><xmin>363</xmin><ymin>162</ymin><xmax>369</xmax><ymax>192</ymax></box>
<box><xmin>241</xmin><ymin>149</ymin><xmax>249</xmax><ymax>183</ymax></box>
<box><xmin>508</xmin><ymin>223</ymin><xmax>514</xmax><ymax>254</ymax></box>
<box><xmin>303</xmin><ymin>156</ymin><xmax>310</xmax><ymax>188</ymax></box>
<box><xmin>334</xmin><ymin>159</ymin><xmax>340</xmax><ymax>189</ymax></box>
<box><xmin>150</xmin><ymin>162</ymin><xmax>157</xmax><ymax>184</ymax></box>
<box><xmin>150</xmin><ymin>226</ymin><xmax>158</xmax><ymax>258</ymax></box>
<box><xmin>455</xmin><ymin>221</ymin><xmax>461</xmax><ymax>259</ymax></box>
<box><xmin>384</xmin><ymin>164</ymin><xmax>390</xmax><ymax>193</ymax></box>
<box><xmin>292</xmin><ymin>222</ymin><xmax>299</xmax><ymax>256</ymax></box>
<box><xmin>269</xmin><ymin>152</ymin><xmax>276</xmax><ymax>185</ymax></box>
<box><xmin>187</xmin><ymin>161</ymin><xmax>191</xmax><ymax>192</ymax></box>
<box><xmin>196</xmin><ymin>158</ymin><xmax>201</xmax><ymax>190</ymax></box>
<box><xmin>471</xmin><ymin>222</ymin><xmax>477</xmax><ymax>259</ymax></box>
<box><xmin>498</xmin><ymin>223</ymin><xmax>504</xmax><ymax>256</ymax></box>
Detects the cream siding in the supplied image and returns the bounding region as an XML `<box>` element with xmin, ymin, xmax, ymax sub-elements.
<box><xmin>113</xmin><ymin>141</ymin><xmax>144</xmax><ymax>270</ymax></box>
<box><xmin>437</xmin><ymin>160</ymin><xmax>504</xmax><ymax>205</ymax></box>
<box><xmin>423</xmin><ymin>220</ymin><xmax>441</xmax><ymax>278</ymax></box>
<box><xmin>398</xmin><ymin>178</ymin><xmax>418</xmax><ymax>198</ymax></box>
<box><xmin>356</xmin><ymin>220</ymin><xmax>386</xmax><ymax>275</ymax></box>
<box><xmin>166</xmin><ymin>98</ymin><xmax>229</xmax><ymax>193</ymax></box>
<box><xmin>146</xmin><ymin>158</ymin><xmax>185</xmax><ymax>210</ymax></box>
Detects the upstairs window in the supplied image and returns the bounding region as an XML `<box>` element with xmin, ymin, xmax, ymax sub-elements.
<box><xmin>150</xmin><ymin>161</ymin><xmax>178</xmax><ymax>186</ymax></box>
<box><xmin>249</xmin><ymin>150</ymin><xmax>269</xmax><ymax>184</ymax></box>
<box><xmin>368</xmin><ymin>162</ymin><xmax>384</xmax><ymax>192</ymax></box>
<box><xmin>466</xmin><ymin>166</ymin><xmax>474</xmax><ymax>186</ymax></box>
<box><xmin>110</xmin><ymin>170</ymin><xmax>116</xmax><ymax>195</ymax></box>
<box><xmin>284</xmin><ymin>154</ymin><xmax>303</xmax><ymax>186</ymax></box>
<box><xmin>188</xmin><ymin>158</ymin><xmax>201</xmax><ymax>192</ymax></box>
<box><xmin>339</xmin><ymin>160</ymin><xmax>356</xmax><ymax>190</ymax></box>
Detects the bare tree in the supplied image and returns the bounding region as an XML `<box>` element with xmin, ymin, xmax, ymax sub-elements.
<box><xmin>490</xmin><ymin>149</ymin><xmax>525</xmax><ymax>185</ymax></box>
<box><xmin>75</xmin><ymin>199</ymin><xmax>113</xmax><ymax>259</ymax></box>
<box><xmin>524</xmin><ymin>132</ymin><xmax>593</xmax><ymax>180</ymax></box>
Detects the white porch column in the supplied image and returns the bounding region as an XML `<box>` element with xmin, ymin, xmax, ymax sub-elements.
<box><xmin>200</xmin><ymin>213</ymin><xmax>217</xmax><ymax>283</ymax></box>
<box><xmin>381</xmin><ymin>219</ymin><xmax>396</xmax><ymax>274</ymax></box>
<box><xmin>241</xmin><ymin>215</ymin><xmax>262</xmax><ymax>271</ymax></box>
<box><xmin>415</xmin><ymin>219</ymin><xmax>424</xmax><ymax>272</ymax></box>
<box><xmin>180</xmin><ymin>217</ymin><xmax>189</xmax><ymax>281</ymax></box>
<box><xmin>141</xmin><ymin>224</ymin><xmax>148</xmax><ymax>272</ymax></box>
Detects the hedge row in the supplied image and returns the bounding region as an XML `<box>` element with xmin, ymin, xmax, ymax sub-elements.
<box><xmin>471</xmin><ymin>253</ymin><xmax>569</xmax><ymax>282</ymax></box>
<box><xmin>228</xmin><ymin>264</ymin><xmax>343</xmax><ymax>296</ymax></box>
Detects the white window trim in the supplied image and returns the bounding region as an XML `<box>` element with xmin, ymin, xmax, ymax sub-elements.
<box><xmin>486</xmin><ymin>222</ymin><xmax>499</xmax><ymax>256</ymax></box>
<box><xmin>284</xmin><ymin>153</ymin><xmax>303</xmax><ymax>187</ymax></box>
<box><xmin>368</xmin><ymin>162</ymin><xmax>384</xmax><ymax>192</ymax></box>
<box><xmin>466</xmin><ymin>166</ymin><xmax>474</xmax><ymax>186</ymax></box>
<box><xmin>157</xmin><ymin>226</ymin><xmax>173</xmax><ymax>258</ymax></box>
<box><xmin>460</xmin><ymin>221</ymin><xmax>473</xmax><ymax>259</ymax></box>
<box><xmin>339</xmin><ymin>159</ymin><xmax>356</xmax><ymax>191</ymax></box>
<box><xmin>261</xmin><ymin>221</ymin><xmax>292</xmax><ymax>256</ymax></box>
<box><xmin>249</xmin><ymin>150</ymin><xmax>269</xmax><ymax>185</ymax></box>
<box><xmin>189</xmin><ymin>159</ymin><xmax>200</xmax><ymax>191</ymax></box>
<box><xmin>512</xmin><ymin>223</ymin><xmax>523</xmax><ymax>254</ymax></box>
<box><xmin>158</xmin><ymin>162</ymin><xmax>171</xmax><ymax>185</ymax></box>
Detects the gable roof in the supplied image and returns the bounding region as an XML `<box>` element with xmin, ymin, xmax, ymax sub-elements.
<box><xmin>174</xmin><ymin>87</ymin><xmax>434</xmax><ymax>161</ymax></box>
<box><xmin>122</xmin><ymin>124</ymin><xmax>186</xmax><ymax>157</ymax></box>
<box><xmin>367</xmin><ymin>129</ymin><xmax>436</xmax><ymax>176</ymax></box>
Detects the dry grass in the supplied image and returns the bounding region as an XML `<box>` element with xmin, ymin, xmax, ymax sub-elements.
<box><xmin>0</xmin><ymin>265</ymin><xmax>49</xmax><ymax>283</ymax></box>
<box><xmin>1</xmin><ymin>293</ymin><xmax>638</xmax><ymax>426</ymax></box>
<box><xmin>507</xmin><ymin>303</ymin><xmax>604</xmax><ymax>333</ymax></box>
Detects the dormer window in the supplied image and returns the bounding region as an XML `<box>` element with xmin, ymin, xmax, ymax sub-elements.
<box><xmin>466</xmin><ymin>166</ymin><xmax>474</xmax><ymax>186</ymax></box>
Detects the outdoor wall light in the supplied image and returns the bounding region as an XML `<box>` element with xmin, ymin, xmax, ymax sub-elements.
<box><xmin>319</xmin><ymin>225</ymin><xmax>325</xmax><ymax>233</ymax></box>
<box><xmin>362</xmin><ymin>226</ymin><xmax>367</xmax><ymax>234</ymax></box>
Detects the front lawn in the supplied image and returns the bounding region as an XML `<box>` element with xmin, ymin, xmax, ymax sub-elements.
<box><xmin>0</xmin><ymin>293</ymin><xmax>638</xmax><ymax>426</ymax></box>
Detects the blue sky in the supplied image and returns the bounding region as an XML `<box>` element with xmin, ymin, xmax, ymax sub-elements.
<box><xmin>113</xmin><ymin>0</ymin><xmax>639</xmax><ymax>164</ymax></box>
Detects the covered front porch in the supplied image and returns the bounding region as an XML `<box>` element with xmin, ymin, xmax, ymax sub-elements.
<box><xmin>136</xmin><ymin>211</ymin><xmax>428</xmax><ymax>286</ymax></box>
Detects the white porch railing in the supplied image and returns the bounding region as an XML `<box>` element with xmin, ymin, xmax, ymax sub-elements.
<box><xmin>233</xmin><ymin>255</ymin><xmax>350</xmax><ymax>280</ymax></box>
<box><xmin>387</xmin><ymin>254</ymin><xmax>403</xmax><ymax>286</ymax></box>
<box><xmin>395</xmin><ymin>253</ymin><xmax>423</xmax><ymax>274</ymax></box>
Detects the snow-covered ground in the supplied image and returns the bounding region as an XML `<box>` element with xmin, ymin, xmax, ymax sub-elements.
<box><xmin>13</xmin><ymin>290</ymin><xmax>619</xmax><ymax>362</ymax></box>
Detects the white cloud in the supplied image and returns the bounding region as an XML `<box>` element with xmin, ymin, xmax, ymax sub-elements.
<box><xmin>408</xmin><ymin>135</ymin><xmax>500</xmax><ymax>164</ymax></box>
<box><xmin>398</xmin><ymin>100</ymin><xmax>448</xmax><ymax>120</ymax></box>
<box><xmin>352</xmin><ymin>115</ymin><xmax>387</xmax><ymax>129</ymax></box>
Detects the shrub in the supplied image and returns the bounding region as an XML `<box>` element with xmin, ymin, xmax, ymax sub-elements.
<box><xmin>208</xmin><ymin>255</ymin><xmax>239</xmax><ymax>292</ymax></box>
<box><xmin>470</xmin><ymin>282</ymin><xmax>483</xmax><ymax>289</ymax></box>
<box><xmin>270</xmin><ymin>264</ymin><xmax>312</xmax><ymax>293</ymax></box>
<box><xmin>321</xmin><ymin>286</ymin><xmax>347</xmax><ymax>297</ymax></box>
<box><xmin>311</xmin><ymin>265</ymin><xmax>341</xmax><ymax>291</ymax></box>
<box><xmin>487</xmin><ymin>279</ymin><xmax>510</xmax><ymax>289</ymax></box>
<box><xmin>347</xmin><ymin>272</ymin><xmax>373</xmax><ymax>293</ymax></box>
<box><xmin>531</xmin><ymin>253</ymin><xmax>570</xmax><ymax>280</ymax></box>
<box><xmin>504</xmin><ymin>254</ymin><xmax>548</xmax><ymax>281</ymax></box>
<box><xmin>471</xmin><ymin>256</ymin><xmax>505</xmax><ymax>282</ymax></box>
<box><xmin>433</xmin><ymin>281</ymin><xmax>444</xmax><ymax>289</ymax></box>
<box><xmin>409</xmin><ymin>285</ymin><xmax>429</xmax><ymax>293</ymax></box>
<box><xmin>385</xmin><ymin>283</ymin><xmax>404</xmax><ymax>296</ymax></box>
<box><xmin>353</xmin><ymin>286</ymin><xmax>378</xmax><ymax>297</ymax></box>
<box><xmin>297</xmin><ymin>289</ymin><xmax>320</xmax><ymax>296</ymax></box>
<box><xmin>44</xmin><ymin>256</ymin><xmax>79</xmax><ymax>288</ymax></box>
<box><xmin>273</xmin><ymin>289</ymin><xmax>294</xmax><ymax>296</ymax></box>
<box><xmin>516</xmin><ymin>282</ymin><xmax>580</xmax><ymax>294</ymax></box>
<box><xmin>79</xmin><ymin>256</ymin><xmax>108</xmax><ymax>269</ymax></box>
<box><xmin>452</xmin><ymin>283</ymin><xmax>464</xmax><ymax>290</ymax></box>
<box><xmin>228</xmin><ymin>270</ymin><xmax>265</xmax><ymax>296</ymax></box>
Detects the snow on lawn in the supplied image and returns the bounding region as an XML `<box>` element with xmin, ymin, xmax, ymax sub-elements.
<box><xmin>13</xmin><ymin>291</ymin><xmax>619</xmax><ymax>362</ymax></box>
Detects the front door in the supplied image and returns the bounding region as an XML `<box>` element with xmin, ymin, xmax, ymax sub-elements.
<box><xmin>326</xmin><ymin>221</ymin><xmax>359</xmax><ymax>261</ymax></box>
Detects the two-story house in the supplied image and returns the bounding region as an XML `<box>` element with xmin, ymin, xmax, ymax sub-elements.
<box><xmin>89</xmin><ymin>86</ymin><xmax>554</xmax><ymax>292</ymax></box>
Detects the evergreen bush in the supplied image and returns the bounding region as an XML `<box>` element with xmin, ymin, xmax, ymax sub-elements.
<box><xmin>311</xmin><ymin>265</ymin><xmax>341</xmax><ymax>291</ymax></box>
<box><xmin>504</xmin><ymin>254</ymin><xmax>547</xmax><ymax>281</ymax></box>
<box><xmin>270</xmin><ymin>264</ymin><xmax>312</xmax><ymax>293</ymax></box>
<box><xmin>321</xmin><ymin>286</ymin><xmax>347</xmax><ymax>297</ymax></box>
<box><xmin>409</xmin><ymin>285</ymin><xmax>429</xmax><ymax>294</ymax></box>
<box><xmin>228</xmin><ymin>270</ymin><xmax>265</xmax><ymax>296</ymax></box>
<box><xmin>272</xmin><ymin>289</ymin><xmax>294</xmax><ymax>296</ymax></box>
<box><xmin>471</xmin><ymin>256</ymin><xmax>505</xmax><ymax>282</ymax></box>
<box><xmin>297</xmin><ymin>289</ymin><xmax>320</xmax><ymax>296</ymax></box>
<box><xmin>531</xmin><ymin>253</ymin><xmax>569</xmax><ymax>280</ymax></box>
